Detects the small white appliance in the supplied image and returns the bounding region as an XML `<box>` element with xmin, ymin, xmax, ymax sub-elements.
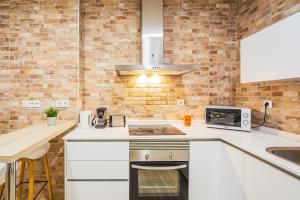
<box><xmin>205</xmin><ymin>106</ymin><xmax>251</xmax><ymax>132</ymax></box>
<box><xmin>79</xmin><ymin>110</ymin><xmax>93</xmax><ymax>129</ymax></box>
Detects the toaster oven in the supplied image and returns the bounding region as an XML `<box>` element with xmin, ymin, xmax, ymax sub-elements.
<box><xmin>205</xmin><ymin>106</ymin><xmax>251</xmax><ymax>132</ymax></box>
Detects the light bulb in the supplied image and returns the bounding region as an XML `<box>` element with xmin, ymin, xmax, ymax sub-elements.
<box><xmin>150</xmin><ymin>74</ymin><xmax>160</xmax><ymax>84</ymax></box>
<box><xmin>136</xmin><ymin>74</ymin><xmax>148</xmax><ymax>84</ymax></box>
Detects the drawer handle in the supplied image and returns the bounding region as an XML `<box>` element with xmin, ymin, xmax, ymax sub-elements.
<box><xmin>67</xmin><ymin>179</ymin><xmax>128</xmax><ymax>182</ymax></box>
<box><xmin>131</xmin><ymin>164</ymin><xmax>187</xmax><ymax>171</ymax></box>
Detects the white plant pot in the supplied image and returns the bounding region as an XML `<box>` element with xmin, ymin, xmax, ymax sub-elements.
<box><xmin>47</xmin><ymin>117</ymin><xmax>56</xmax><ymax>126</ymax></box>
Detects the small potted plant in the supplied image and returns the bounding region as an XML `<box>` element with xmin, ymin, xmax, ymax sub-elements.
<box><xmin>45</xmin><ymin>107</ymin><xmax>59</xmax><ymax>126</ymax></box>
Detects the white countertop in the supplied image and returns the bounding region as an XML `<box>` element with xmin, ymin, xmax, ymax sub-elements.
<box><xmin>63</xmin><ymin>120</ymin><xmax>300</xmax><ymax>178</ymax></box>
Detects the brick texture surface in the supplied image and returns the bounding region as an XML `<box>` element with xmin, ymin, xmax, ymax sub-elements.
<box><xmin>236</xmin><ymin>0</ymin><xmax>300</xmax><ymax>134</ymax></box>
<box><xmin>80</xmin><ymin>0</ymin><xmax>238</xmax><ymax>120</ymax></box>
<box><xmin>0</xmin><ymin>0</ymin><xmax>299</xmax><ymax>199</ymax></box>
<box><xmin>0</xmin><ymin>0</ymin><xmax>79</xmax><ymax>199</ymax></box>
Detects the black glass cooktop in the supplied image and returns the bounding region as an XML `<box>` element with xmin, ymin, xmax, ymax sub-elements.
<box><xmin>128</xmin><ymin>124</ymin><xmax>186</xmax><ymax>136</ymax></box>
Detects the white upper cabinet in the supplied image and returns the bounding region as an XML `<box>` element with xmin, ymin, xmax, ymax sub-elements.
<box><xmin>240</xmin><ymin>12</ymin><xmax>300</xmax><ymax>83</ymax></box>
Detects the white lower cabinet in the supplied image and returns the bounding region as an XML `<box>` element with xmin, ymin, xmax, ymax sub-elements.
<box><xmin>67</xmin><ymin>181</ymin><xmax>129</xmax><ymax>200</ymax></box>
<box><xmin>65</xmin><ymin>141</ymin><xmax>129</xmax><ymax>200</ymax></box>
<box><xmin>190</xmin><ymin>141</ymin><xmax>300</xmax><ymax>200</ymax></box>
<box><xmin>244</xmin><ymin>154</ymin><xmax>300</xmax><ymax>200</ymax></box>
<box><xmin>67</xmin><ymin>160</ymin><xmax>129</xmax><ymax>180</ymax></box>
<box><xmin>220</xmin><ymin>143</ymin><xmax>244</xmax><ymax>200</ymax></box>
<box><xmin>65</xmin><ymin>140</ymin><xmax>300</xmax><ymax>200</ymax></box>
<box><xmin>189</xmin><ymin>141</ymin><xmax>220</xmax><ymax>200</ymax></box>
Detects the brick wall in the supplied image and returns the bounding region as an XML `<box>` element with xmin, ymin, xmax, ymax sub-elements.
<box><xmin>0</xmin><ymin>0</ymin><xmax>80</xmax><ymax>132</ymax></box>
<box><xmin>0</xmin><ymin>0</ymin><xmax>300</xmax><ymax>199</ymax></box>
<box><xmin>80</xmin><ymin>0</ymin><xmax>238</xmax><ymax>120</ymax></box>
<box><xmin>0</xmin><ymin>0</ymin><xmax>10</xmax><ymax>134</ymax></box>
<box><xmin>0</xmin><ymin>0</ymin><xmax>79</xmax><ymax>199</ymax></box>
<box><xmin>236</xmin><ymin>0</ymin><xmax>300</xmax><ymax>134</ymax></box>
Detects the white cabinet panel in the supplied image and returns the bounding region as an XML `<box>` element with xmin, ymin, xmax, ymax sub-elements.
<box><xmin>240</xmin><ymin>12</ymin><xmax>300</xmax><ymax>83</ymax></box>
<box><xmin>220</xmin><ymin>144</ymin><xmax>244</xmax><ymax>200</ymax></box>
<box><xmin>66</xmin><ymin>141</ymin><xmax>129</xmax><ymax>161</ymax></box>
<box><xmin>244</xmin><ymin>154</ymin><xmax>300</xmax><ymax>200</ymax></box>
<box><xmin>67</xmin><ymin>161</ymin><xmax>129</xmax><ymax>180</ymax></box>
<box><xmin>67</xmin><ymin>181</ymin><xmax>129</xmax><ymax>200</ymax></box>
<box><xmin>189</xmin><ymin>141</ymin><xmax>220</xmax><ymax>200</ymax></box>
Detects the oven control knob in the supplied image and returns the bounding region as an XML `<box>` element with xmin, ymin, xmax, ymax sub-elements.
<box><xmin>169</xmin><ymin>153</ymin><xmax>175</xmax><ymax>160</ymax></box>
<box><xmin>243</xmin><ymin>113</ymin><xmax>249</xmax><ymax>118</ymax></box>
<box><xmin>243</xmin><ymin>120</ymin><xmax>249</xmax><ymax>125</ymax></box>
<box><xmin>145</xmin><ymin>154</ymin><xmax>150</xmax><ymax>161</ymax></box>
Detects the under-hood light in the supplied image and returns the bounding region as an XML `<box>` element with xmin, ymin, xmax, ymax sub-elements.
<box><xmin>150</xmin><ymin>74</ymin><xmax>160</xmax><ymax>84</ymax></box>
<box><xmin>137</xmin><ymin>74</ymin><xmax>148</xmax><ymax>84</ymax></box>
<box><xmin>136</xmin><ymin>74</ymin><xmax>161</xmax><ymax>84</ymax></box>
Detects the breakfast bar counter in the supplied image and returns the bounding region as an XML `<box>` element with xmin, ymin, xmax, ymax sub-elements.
<box><xmin>0</xmin><ymin>120</ymin><xmax>77</xmax><ymax>200</ymax></box>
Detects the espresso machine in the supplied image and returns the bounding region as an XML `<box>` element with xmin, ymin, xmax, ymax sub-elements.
<box><xmin>93</xmin><ymin>107</ymin><xmax>107</xmax><ymax>128</ymax></box>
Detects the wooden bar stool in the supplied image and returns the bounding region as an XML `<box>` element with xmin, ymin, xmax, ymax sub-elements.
<box><xmin>17</xmin><ymin>143</ymin><xmax>53</xmax><ymax>200</ymax></box>
<box><xmin>0</xmin><ymin>163</ymin><xmax>6</xmax><ymax>199</ymax></box>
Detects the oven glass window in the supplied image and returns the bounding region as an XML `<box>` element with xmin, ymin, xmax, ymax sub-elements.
<box><xmin>130</xmin><ymin>162</ymin><xmax>188</xmax><ymax>200</ymax></box>
<box><xmin>206</xmin><ymin>108</ymin><xmax>242</xmax><ymax>127</ymax></box>
<box><xmin>138</xmin><ymin>169</ymin><xmax>180</xmax><ymax>197</ymax></box>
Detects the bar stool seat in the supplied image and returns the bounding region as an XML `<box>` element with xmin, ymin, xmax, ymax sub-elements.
<box><xmin>0</xmin><ymin>163</ymin><xmax>6</xmax><ymax>199</ymax></box>
<box><xmin>18</xmin><ymin>142</ymin><xmax>53</xmax><ymax>200</ymax></box>
<box><xmin>24</xmin><ymin>143</ymin><xmax>50</xmax><ymax>160</ymax></box>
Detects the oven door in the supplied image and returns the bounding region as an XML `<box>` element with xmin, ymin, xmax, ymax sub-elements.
<box><xmin>130</xmin><ymin>161</ymin><xmax>188</xmax><ymax>200</ymax></box>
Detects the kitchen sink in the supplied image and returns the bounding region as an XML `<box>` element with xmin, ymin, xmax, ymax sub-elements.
<box><xmin>266</xmin><ymin>147</ymin><xmax>300</xmax><ymax>166</ymax></box>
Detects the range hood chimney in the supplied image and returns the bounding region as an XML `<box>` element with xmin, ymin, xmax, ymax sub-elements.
<box><xmin>116</xmin><ymin>0</ymin><xmax>198</xmax><ymax>76</ymax></box>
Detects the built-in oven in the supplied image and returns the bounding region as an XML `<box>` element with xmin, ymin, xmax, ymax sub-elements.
<box><xmin>130</xmin><ymin>141</ymin><xmax>189</xmax><ymax>200</ymax></box>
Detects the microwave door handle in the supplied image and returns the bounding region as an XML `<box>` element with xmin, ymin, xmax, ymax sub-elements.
<box><xmin>131</xmin><ymin>164</ymin><xmax>187</xmax><ymax>171</ymax></box>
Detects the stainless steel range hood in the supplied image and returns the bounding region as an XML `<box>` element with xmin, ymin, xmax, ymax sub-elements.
<box><xmin>116</xmin><ymin>0</ymin><xmax>198</xmax><ymax>76</ymax></box>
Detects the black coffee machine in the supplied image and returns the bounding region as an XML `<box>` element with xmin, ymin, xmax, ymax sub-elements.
<box><xmin>94</xmin><ymin>107</ymin><xmax>107</xmax><ymax>128</ymax></box>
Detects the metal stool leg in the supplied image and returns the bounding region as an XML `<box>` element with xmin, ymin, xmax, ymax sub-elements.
<box><xmin>17</xmin><ymin>161</ymin><xmax>25</xmax><ymax>200</ymax></box>
<box><xmin>5</xmin><ymin>162</ymin><xmax>17</xmax><ymax>200</ymax></box>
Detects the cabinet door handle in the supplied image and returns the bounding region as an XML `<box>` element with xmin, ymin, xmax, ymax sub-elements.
<box><xmin>131</xmin><ymin>164</ymin><xmax>187</xmax><ymax>171</ymax></box>
<box><xmin>67</xmin><ymin>179</ymin><xmax>128</xmax><ymax>182</ymax></box>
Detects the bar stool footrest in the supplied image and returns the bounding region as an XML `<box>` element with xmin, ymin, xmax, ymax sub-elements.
<box><xmin>16</xmin><ymin>180</ymin><xmax>48</xmax><ymax>200</ymax></box>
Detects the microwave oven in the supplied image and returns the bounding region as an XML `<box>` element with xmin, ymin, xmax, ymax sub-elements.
<box><xmin>205</xmin><ymin>106</ymin><xmax>251</xmax><ymax>132</ymax></box>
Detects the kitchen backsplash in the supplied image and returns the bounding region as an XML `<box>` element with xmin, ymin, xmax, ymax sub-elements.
<box><xmin>236</xmin><ymin>0</ymin><xmax>300</xmax><ymax>134</ymax></box>
<box><xmin>80</xmin><ymin>0</ymin><xmax>238</xmax><ymax>120</ymax></box>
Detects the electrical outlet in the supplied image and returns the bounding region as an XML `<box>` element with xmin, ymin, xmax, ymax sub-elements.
<box><xmin>177</xmin><ymin>99</ymin><xmax>185</xmax><ymax>106</ymax></box>
<box><xmin>55</xmin><ymin>100</ymin><xmax>69</xmax><ymax>108</ymax></box>
<box><xmin>263</xmin><ymin>100</ymin><xmax>272</xmax><ymax>109</ymax></box>
<box><xmin>22</xmin><ymin>100</ymin><xmax>41</xmax><ymax>108</ymax></box>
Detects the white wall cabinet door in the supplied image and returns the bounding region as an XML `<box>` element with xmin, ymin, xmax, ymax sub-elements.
<box><xmin>67</xmin><ymin>181</ymin><xmax>129</xmax><ymax>200</ymax></box>
<box><xmin>244</xmin><ymin>154</ymin><xmax>300</xmax><ymax>200</ymax></box>
<box><xmin>240</xmin><ymin>12</ymin><xmax>300</xmax><ymax>83</ymax></box>
<box><xmin>220</xmin><ymin>143</ymin><xmax>244</xmax><ymax>200</ymax></box>
<box><xmin>189</xmin><ymin>141</ymin><xmax>220</xmax><ymax>200</ymax></box>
